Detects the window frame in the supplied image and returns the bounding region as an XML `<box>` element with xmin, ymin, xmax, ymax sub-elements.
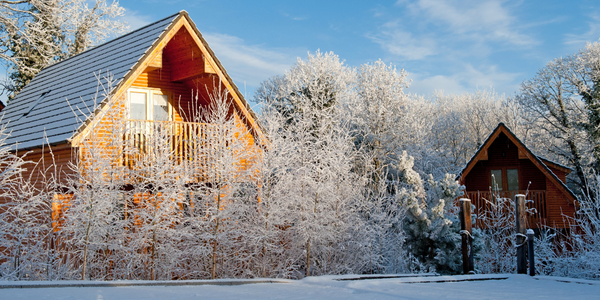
<box><xmin>127</xmin><ymin>88</ymin><xmax>172</xmax><ymax>121</ymax></box>
<box><xmin>489</xmin><ymin>167</ymin><xmax>521</xmax><ymax>191</ymax></box>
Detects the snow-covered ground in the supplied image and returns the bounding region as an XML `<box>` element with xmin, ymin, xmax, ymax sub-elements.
<box><xmin>1</xmin><ymin>274</ymin><xmax>598</xmax><ymax>300</ymax></box>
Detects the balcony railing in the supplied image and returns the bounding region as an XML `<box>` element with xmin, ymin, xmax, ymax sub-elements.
<box><xmin>122</xmin><ymin>120</ymin><xmax>236</xmax><ymax>181</ymax></box>
<box><xmin>464</xmin><ymin>190</ymin><xmax>547</xmax><ymax>229</ymax></box>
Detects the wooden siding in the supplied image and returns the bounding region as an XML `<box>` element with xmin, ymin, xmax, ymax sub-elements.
<box><xmin>15</xmin><ymin>143</ymin><xmax>76</xmax><ymax>191</ymax></box>
<box><xmin>466</xmin><ymin>190</ymin><xmax>547</xmax><ymax>229</ymax></box>
<box><xmin>462</xmin><ymin>129</ymin><xmax>576</xmax><ymax>229</ymax></box>
<box><xmin>465</xmin><ymin>133</ymin><xmax>548</xmax><ymax>191</ymax></box>
<box><xmin>131</xmin><ymin>62</ymin><xmax>194</xmax><ymax>123</ymax></box>
<box><xmin>547</xmin><ymin>166</ymin><xmax>567</xmax><ymax>182</ymax></box>
<box><xmin>545</xmin><ymin>177</ymin><xmax>576</xmax><ymax>228</ymax></box>
<box><xmin>518</xmin><ymin>159</ymin><xmax>546</xmax><ymax>190</ymax></box>
<box><xmin>464</xmin><ymin>161</ymin><xmax>489</xmax><ymax>191</ymax></box>
<box><xmin>487</xmin><ymin>133</ymin><xmax>519</xmax><ymax>165</ymax></box>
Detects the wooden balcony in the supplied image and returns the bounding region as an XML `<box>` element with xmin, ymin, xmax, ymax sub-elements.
<box><xmin>121</xmin><ymin>119</ymin><xmax>253</xmax><ymax>182</ymax></box>
<box><xmin>464</xmin><ymin>190</ymin><xmax>547</xmax><ymax>229</ymax></box>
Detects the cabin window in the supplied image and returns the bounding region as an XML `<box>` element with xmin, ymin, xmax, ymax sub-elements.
<box><xmin>507</xmin><ymin>169</ymin><xmax>519</xmax><ymax>191</ymax></box>
<box><xmin>153</xmin><ymin>94</ymin><xmax>169</xmax><ymax>121</ymax></box>
<box><xmin>130</xmin><ymin>92</ymin><xmax>147</xmax><ymax>120</ymax></box>
<box><xmin>128</xmin><ymin>88</ymin><xmax>171</xmax><ymax>121</ymax></box>
<box><xmin>491</xmin><ymin>168</ymin><xmax>520</xmax><ymax>191</ymax></box>
<box><xmin>491</xmin><ymin>169</ymin><xmax>503</xmax><ymax>191</ymax></box>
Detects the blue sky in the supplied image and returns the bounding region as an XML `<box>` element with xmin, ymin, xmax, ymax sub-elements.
<box><xmin>3</xmin><ymin>0</ymin><xmax>600</xmax><ymax>105</ymax></box>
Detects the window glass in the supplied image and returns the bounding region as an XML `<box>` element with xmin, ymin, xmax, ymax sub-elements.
<box><xmin>153</xmin><ymin>94</ymin><xmax>169</xmax><ymax>121</ymax></box>
<box><xmin>130</xmin><ymin>92</ymin><xmax>147</xmax><ymax>120</ymax></box>
<box><xmin>507</xmin><ymin>169</ymin><xmax>519</xmax><ymax>191</ymax></box>
<box><xmin>491</xmin><ymin>169</ymin><xmax>503</xmax><ymax>191</ymax></box>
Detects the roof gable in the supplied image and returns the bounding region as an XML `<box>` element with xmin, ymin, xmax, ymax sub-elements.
<box><xmin>2</xmin><ymin>11</ymin><xmax>263</xmax><ymax>150</ymax></box>
<box><xmin>457</xmin><ymin>123</ymin><xmax>576</xmax><ymax>203</ymax></box>
<box><xmin>1</xmin><ymin>13</ymin><xmax>180</xmax><ymax>150</ymax></box>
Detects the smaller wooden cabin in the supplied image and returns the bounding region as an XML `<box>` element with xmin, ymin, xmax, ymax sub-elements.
<box><xmin>456</xmin><ymin>123</ymin><xmax>577</xmax><ymax>229</ymax></box>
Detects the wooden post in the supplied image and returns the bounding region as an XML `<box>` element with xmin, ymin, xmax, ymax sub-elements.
<box><xmin>515</xmin><ymin>194</ymin><xmax>527</xmax><ymax>274</ymax></box>
<box><xmin>527</xmin><ymin>229</ymin><xmax>535</xmax><ymax>276</ymax></box>
<box><xmin>459</xmin><ymin>198</ymin><xmax>474</xmax><ymax>274</ymax></box>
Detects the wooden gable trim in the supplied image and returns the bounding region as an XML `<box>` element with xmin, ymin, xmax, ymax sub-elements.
<box><xmin>458</xmin><ymin>123</ymin><xmax>577</xmax><ymax>204</ymax></box>
<box><xmin>539</xmin><ymin>157</ymin><xmax>572</xmax><ymax>175</ymax></box>
<box><xmin>71</xmin><ymin>11</ymin><xmax>265</xmax><ymax>147</ymax></box>
<box><xmin>459</xmin><ymin>127</ymin><xmax>503</xmax><ymax>182</ymax></box>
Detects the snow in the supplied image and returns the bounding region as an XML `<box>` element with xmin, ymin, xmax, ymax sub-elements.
<box><xmin>1</xmin><ymin>274</ymin><xmax>598</xmax><ymax>300</ymax></box>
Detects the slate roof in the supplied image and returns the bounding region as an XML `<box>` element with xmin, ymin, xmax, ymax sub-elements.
<box><xmin>0</xmin><ymin>13</ymin><xmax>180</xmax><ymax>150</ymax></box>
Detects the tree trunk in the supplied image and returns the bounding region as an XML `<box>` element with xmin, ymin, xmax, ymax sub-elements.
<box><xmin>212</xmin><ymin>189</ymin><xmax>222</xmax><ymax>280</ymax></box>
<box><xmin>306</xmin><ymin>238</ymin><xmax>310</xmax><ymax>277</ymax></box>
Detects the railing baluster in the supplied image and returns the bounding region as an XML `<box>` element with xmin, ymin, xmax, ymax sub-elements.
<box><xmin>121</xmin><ymin>119</ymin><xmax>227</xmax><ymax>184</ymax></box>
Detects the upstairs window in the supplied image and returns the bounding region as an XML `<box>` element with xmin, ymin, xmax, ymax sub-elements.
<box><xmin>128</xmin><ymin>88</ymin><xmax>171</xmax><ymax>121</ymax></box>
<box><xmin>507</xmin><ymin>169</ymin><xmax>519</xmax><ymax>191</ymax></box>
<box><xmin>491</xmin><ymin>169</ymin><xmax>503</xmax><ymax>191</ymax></box>
<box><xmin>490</xmin><ymin>168</ymin><xmax>520</xmax><ymax>191</ymax></box>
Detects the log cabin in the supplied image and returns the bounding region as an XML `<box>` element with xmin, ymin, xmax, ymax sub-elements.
<box><xmin>456</xmin><ymin>123</ymin><xmax>577</xmax><ymax>229</ymax></box>
<box><xmin>0</xmin><ymin>11</ymin><xmax>264</xmax><ymax>195</ymax></box>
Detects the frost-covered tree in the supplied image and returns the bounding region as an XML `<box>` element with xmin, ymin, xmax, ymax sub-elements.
<box><xmin>533</xmin><ymin>174</ymin><xmax>600</xmax><ymax>279</ymax></box>
<box><xmin>517</xmin><ymin>41</ymin><xmax>600</xmax><ymax>193</ymax></box>
<box><xmin>348</xmin><ymin>60</ymin><xmax>409</xmax><ymax>183</ymax></box>
<box><xmin>474</xmin><ymin>194</ymin><xmax>517</xmax><ymax>274</ymax></box>
<box><xmin>256</xmin><ymin>51</ymin><xmax>366</xmax><ymax>277</ymax></box>
<box><xmin>412</xmin><ymin>89</ymin><xmax>525</xmax><ymax>178</ymax></box>
<box><xmin>398</xmin><ymin>152</ymin><xmax>465</xmax><ymax>274</ymax></box>
<box><xmin>0</xmin><ymin>0</ymin><xmax>128</xmax><ymax>98</ymax></box>
<box><xmin>0</xmin><ymin>133</ymin><xmax>73</xmax><ymax>280</ymax></box>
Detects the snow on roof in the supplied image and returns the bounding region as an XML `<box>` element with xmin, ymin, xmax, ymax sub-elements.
<box><xmin>0</xmin><ymin>12</ymin><xmax>180</xmax><ymax>150</ymax></box>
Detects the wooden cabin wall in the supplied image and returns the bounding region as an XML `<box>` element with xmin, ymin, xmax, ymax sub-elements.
<box><xmin>487</xmin><ymin>133</ymin><xmax>518</xmax><ymax>164</ymax></box>
<box><xmin>131</xmin><ymin>64</ymin><xmax>198</xmax><ymax>122</ymax></box>
<box><xmin>75</xmin><ymin>93</ymin><xmax>131</xmax><ymax>180</ymax></box>
<box><xmin>464</xmin><ymin>162</ymin><xmax>489</xmax><ymax>191</ymax></box>
<box><xmin>545</xmin><ymin>176</ymin><xmax>575</xmax><ymax>228</ymax></box>
<box><xmin>465</xmin><ymin>134</ymin><xmax>548</xmax><ymax>191</ymax></box>
<box><xmin>547</xmin><ymin>166</ymin><xmax>567</xmax><ymax>182</ymax></box>
<box><xmin>15</xmin><ymin>143</ymin><xmax>76</xmax><ymax>192</ymax></box>
<box><xmin>518</xmin><ymin>159</ymin><xmax>546</xmax><ymax>190</ymax></box>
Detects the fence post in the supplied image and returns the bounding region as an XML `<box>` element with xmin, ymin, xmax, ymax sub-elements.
<box><xmin>515</xmin><ymin>194</ymin><xmax>527</xmax><ymax>274</ymax></box>
<box><xmin>527</xmin><ymin>229</ymin><xmax>535</xmax><ymax>276</ymax></box>
<box><xmin>459</xmin><ymin>198</ymin><xmax>474</xmax><ymax>274</ymax></box>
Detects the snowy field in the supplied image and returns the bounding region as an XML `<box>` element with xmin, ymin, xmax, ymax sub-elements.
<box><xmin>1</xmin><ymin>274</ymin><xmax>599</xmax><ymax>300</ymax></box>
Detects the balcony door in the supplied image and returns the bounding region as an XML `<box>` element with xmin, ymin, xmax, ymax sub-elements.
<box><xmin>128</xmin><ymin>88</ymin><xmax>171</xmax><ymax>122</ymax></box>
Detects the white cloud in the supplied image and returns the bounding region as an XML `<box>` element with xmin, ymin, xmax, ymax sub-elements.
<box><xmin>407</xmin><ymin>63</ymin><xmax>521</xmax><ymax>96</ymax></box>
<box><xmin>119</xmin><ymin>9</ymin><xmax>153</xmax><ymax>31</ymax></box>
<box><xmin>367</xmin><ymin>22</ymin><xmax>437</xmax><ymax>60</ymax></box>
<box><xmin>564</xmin><ymin>14</ymin><xmax>600</xmax><ymax>47</ymax></box>
<box><xmin>398</xmin><ymin>0</ymin><xmax>535</xmax><ymax>46</ymax></box>
<box><xmin>282</xmin><ymin>12</ymin><xmax>308</xmax><ymax>21</ymax></box>
<box><xmin>202</xmin><ymin>33</ymin><xmax>304</xmax><ymax>96</ymax></box>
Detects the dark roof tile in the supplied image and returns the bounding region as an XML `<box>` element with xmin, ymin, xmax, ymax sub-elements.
<box><xmin>1</xmin><ymin>12</ymin><xmax>180</xmax><ymax>149</ymax></box>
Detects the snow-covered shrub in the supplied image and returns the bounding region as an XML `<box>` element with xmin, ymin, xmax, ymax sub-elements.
<box><xmin>474</xmin><ymin>194</ymin><xmax>517</xmax><ymax>274</ymax></box>
<box><xmin>533</xmin><ymin>175</ymin><xmax>600</xmax><ymax>279</ymax></box>
<box><xmin>399</xmin><ymin>152</ymin><xmax>465</xmax><ymax>274</ymax></box>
